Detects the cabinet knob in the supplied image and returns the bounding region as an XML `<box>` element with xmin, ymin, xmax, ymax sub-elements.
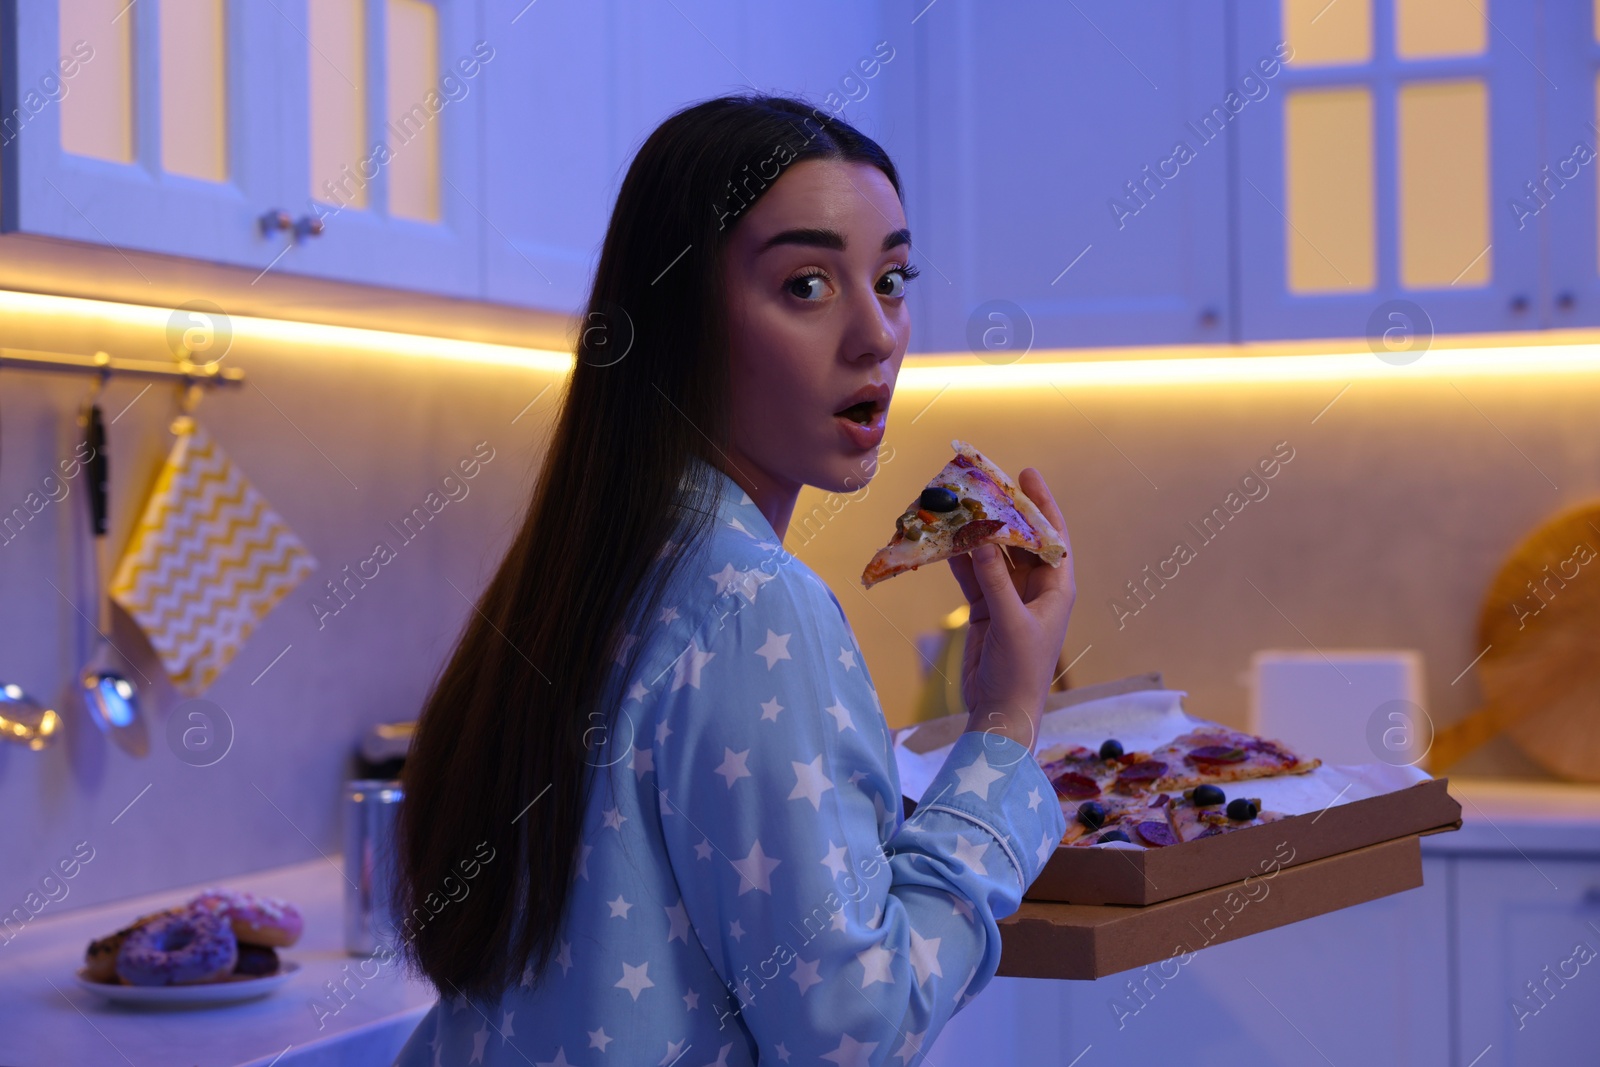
<box><xmin>258</xmin><ymin>209</ymin><xmax>292</xmax><ymax>235</ymax></box>
<box><xmin>294</xmin><ymin>215</ymin><xmax>326</xmax><ymax>241</ymax></box>
<box><xmin>1198</xmin><ymin>307</ymin><xmax>1220</xmax><ymax>327</ymax></box>
<box><xmin>1510</xmin><ymin>294</ymin><xmax>1530</xmax><ymax>314</ymax></box>
<box><xmin>1556</xmin><ymin>291</ymin><xmax>1576</xmax><ymax>311</ymax></box>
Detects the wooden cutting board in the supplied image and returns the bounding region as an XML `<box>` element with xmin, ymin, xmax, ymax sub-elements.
<box><xmin>1429</xmin><ymin>503</ymin><xmax>1600</xmax><ymax>778</ymax></box>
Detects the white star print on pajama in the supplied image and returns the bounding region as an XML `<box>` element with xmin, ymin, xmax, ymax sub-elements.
<box><xmin>391</xmin><ymin>458</ymin><xmax>1066</xmax><ymax>1065</ymax></box>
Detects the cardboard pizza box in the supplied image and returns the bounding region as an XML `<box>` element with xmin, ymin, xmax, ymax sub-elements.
<box><xmin>995</xmin><ymin>833</ymin><xmax>1430</xmax><ymax>980</ymax></box>
<box><xmin>895</xmin><ymin>672</ymin><xmax>1463</xmax><ymax>906</ymax></box>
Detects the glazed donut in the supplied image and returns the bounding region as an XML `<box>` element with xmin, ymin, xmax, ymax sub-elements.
<box><xmin>189</xmin><ymin>887</ymin><xmax>304</xmax><ymax>948</ymax></box>
<box><xmin>83</xmin><ymin>908</ymin><xmax>181</xmax><ymax>982</ymax></box>
<box><xmin>115</xmin><ymin>907</ymin><xmax>238</xmax><ymax>986</ymax></box>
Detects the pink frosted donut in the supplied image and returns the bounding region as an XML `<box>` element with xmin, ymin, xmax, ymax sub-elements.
<box><xmin>115</xmin><ymin>906</ymin><xmax>238</xmax><ymax>986</ymax></box>
<box><xmin>189</xmin><ymin>888</ymin><xmax>304</xmax><ymax>948</ymax></box>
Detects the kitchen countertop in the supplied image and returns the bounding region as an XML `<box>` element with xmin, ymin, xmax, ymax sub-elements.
<box><xmin>1</xmin><ymin>776</ymin><xmax>1595</xmax><ymax>1066</ymax></box>
<box><xmin>1422</xmin><ymin>777</ymin><xmax>1600</xmax><ymax>855</ymax></box>
<box><xmin>0</xmin><ymin>857</ymin><xmax>436</xmax><ymax>1067</ymax></box>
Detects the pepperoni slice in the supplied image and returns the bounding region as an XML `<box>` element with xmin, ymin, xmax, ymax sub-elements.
<box><xmin>1247</xmin><ymin>738</ymin><xmax>1295</xmax><ymax>764</ymax></box>
<box><xmin>1051</xmin><ymin>772</ymin><xmax>1101</xmax><ymax>800</ymax></box>
<box><xmin>1116</xmin><ymin>760</ymin><xmax>1168</xmax><ymax>785</ymax></box>
<box><xmin>1135</xmin><ymin>821</ymin><xmax>1178</xmax><ymax>847</ymax></box>
<box><xmin>953</xmin><ymin>519</ymin><xmax>1007</xmax><ymax>553</ymax></box>
<box><xmin>1188</xmin><ymin>745</ymin><xmax>1247</xmax><ymax>764</ymax></box>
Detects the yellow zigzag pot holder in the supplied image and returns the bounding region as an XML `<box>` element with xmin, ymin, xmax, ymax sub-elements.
<box><xmin>110</xmin><ymin>420</ymin><xmax>317</xmax><ymax>695</ymax></box>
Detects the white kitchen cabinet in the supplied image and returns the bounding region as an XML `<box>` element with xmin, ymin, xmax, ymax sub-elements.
<box><xmin>272</xmin><ymin>0</ymin><xmax>485</xmax><ymax>298</ymax></box>
<box><xmin>927</xmin><ymin>857</ymin><xmax>1453</xmax><ymax>1064</ymax></box>
<box><xmin>477</xmin><ymin>0</ymin><xmax>894</xmax><ymax>313</ymax></box>
<box><xmin>1455</xmin><ymin>854</ymin><xmax>1600</xmax><ymax>1066</ymax></box>
<box><xmin>475</xmin><ymin>0</ymin><xmax>619</xmax><ymax>312</ymax></box>
<box><xmin>1232</xmin><ymin>0</ymin><xmax>1546</xmax><ymax>340</ymax></box>
<box><xmin>1062</xmin><ymin>856</ymin><xmax>1451</xmax><ymax>1064</ymax></box>
<box><xmin>892</xmin><ymin>0</ymin><xmax>1233</xmax><ymax>353</ymax></box>
<box><xmin>1</xmin><ymin>0</ymin><xmax>286</xmax><ymax>270</ymax></box>
<box><xmin>1</xmin><ymin>0</ymin><xmax>484</xmax><ymax>296</ymax></box>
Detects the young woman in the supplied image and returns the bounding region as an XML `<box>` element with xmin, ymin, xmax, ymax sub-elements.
<box><xmin>392</xmin><ymin>93</ymin><xmax>1074</xmax><ymax>1066</ymax></box>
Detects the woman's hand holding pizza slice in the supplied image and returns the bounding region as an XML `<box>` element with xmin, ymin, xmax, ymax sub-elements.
<box><xmin>860</xmin><ymin>440</ymin><xmax>1074</xmax><ymax>752</ymax></box>
<box><xmin>950</xmin><ymin>466</ymin><xmax>1075</xmax><ymax>753</ymax></box>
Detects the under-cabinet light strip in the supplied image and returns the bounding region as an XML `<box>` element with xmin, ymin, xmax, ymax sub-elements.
<box><xmin>3</xmin><ymin>289</ymin><xmax>1600</xmax><ymax>387</ymax></box>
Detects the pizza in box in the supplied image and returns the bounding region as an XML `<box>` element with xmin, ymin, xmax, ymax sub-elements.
<box><xmin>1040</xmin><ymin>726</ymin><xmax>1321</xmax><ymax>849</ymax></box>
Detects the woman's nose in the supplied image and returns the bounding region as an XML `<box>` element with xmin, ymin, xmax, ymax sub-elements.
<box><xmin>844</xmin><ymin>286</ymin><xmax>901</xmax><ymax>365</ymax></box>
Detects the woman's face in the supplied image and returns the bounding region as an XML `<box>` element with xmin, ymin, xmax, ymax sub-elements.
<box><xmin>720</xmin><ymin>157</ymin><xmax>913</xmax><ymax>517</ymax></box>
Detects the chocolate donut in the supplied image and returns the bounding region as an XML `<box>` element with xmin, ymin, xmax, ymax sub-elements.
<box><xmin>115</xmin><ymin>906</ymin><xmax>238</xmax><ymax>986</ymax></box>
<box><xmin>232</xmin><ymin>943</ymin><xmax>280</xmax><ymax>978</ymax></box>
<box><xmin>83</xmin><ymin>908</ymin><xmax>180</xmax><ymax>983</ymax></box>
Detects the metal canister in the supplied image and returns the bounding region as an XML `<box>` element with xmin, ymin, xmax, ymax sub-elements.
<box><xmin>342</xmin><ymin>778</ymin><xmax>404</xmax><ymax>956</ymax></box>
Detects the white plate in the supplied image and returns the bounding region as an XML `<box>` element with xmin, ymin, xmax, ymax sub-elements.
<box><xmin>73</xmin><ymin>960</ymin><xmax>300</xmax><ymax>1007</ymax></box>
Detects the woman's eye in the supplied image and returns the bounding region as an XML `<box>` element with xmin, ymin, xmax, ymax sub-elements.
<box><xmin>877</xmin><ymin>263</ymin><xmax>921</xmax><ymax>298</ymax></box>
<box><xmin>786</xmin><ymin>271</ymin><xmax>829</xmax><ymax>301</ymax></box>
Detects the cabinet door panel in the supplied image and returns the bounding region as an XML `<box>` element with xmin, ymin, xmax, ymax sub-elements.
<box><xmin>272</xmin><ymin>0</ymin><xmax>484</xmax><ymax>298</ymax></box>
<box><xmin>1</xmin><ymin>0</ymin><xmax>286</xmax><ymax>270</ymax></box>
<box><xmin>479</xmin><ymin>0</ymin><xmax>891</xmax><ymax>313</ymax></box>
<box><xmin>1235</xmin><ymin>0</ymin><xmax>1544</xmax><ymax>341</ymax></box>
<box><xmin>1055</xmin><ymin>856</ymin><xmax>1451</xmax><ymax>1064</ymax></box>
<box><xmin>896</xmin><ymin>0</ymin><xmax>1231</xmax><ymax>353</ymax></box>
<box><xmin>477</xmin><ymin>0</ymin><xmax>618</xmax><ymax>311</ymax></box>
<box><xmin>1456</xmin><ymin>855</ymin><xmax>1600</xmax><ymax>1066</ymax></box>
<box><xmin>930</xmin><ymin>858</ymin><xmax>1451</xmax><ymax>1064</ymax></box>
<box><xmin>1541</xmin><ymin>0</ymin><xmax>1600</xmax><ymax>329</ymax></box>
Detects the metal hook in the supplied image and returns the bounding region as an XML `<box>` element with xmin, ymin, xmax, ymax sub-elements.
<box><xmin>170</xmin><ymin>381</ymin><xmax>204</xmax><ymax>436</ymax></box>
<box><xmin>79</xmin><ymin>363</ymin><xmax>109</xmax><ymax>424</ymax></box>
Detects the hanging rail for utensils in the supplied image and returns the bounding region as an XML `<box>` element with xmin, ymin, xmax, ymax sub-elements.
<box><xmin>0</xmin><ymin>347</ymin><xmax>246</xmax><ymax>390</ymax></box>
<box><xmin>0</xmin><ymin>347</ymin><xmax>243</xmax><ymax>752</ymax></box>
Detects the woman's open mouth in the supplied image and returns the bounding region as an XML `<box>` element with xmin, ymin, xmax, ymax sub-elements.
<box><xmin>833</xmin><ymin>398</ymin><xmax>887</xmax><ymax>450</ymax></box>
<box><xmin>835</xmin><ymin>400</ymin><xmax>878</xmax><ymax>425</ymax></box>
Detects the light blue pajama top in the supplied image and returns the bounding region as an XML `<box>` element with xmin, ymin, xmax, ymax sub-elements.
<box><xmin>393</xmin><ymin>461</ymin><xmax>1066</xmax><ymax>1067</ymax></box>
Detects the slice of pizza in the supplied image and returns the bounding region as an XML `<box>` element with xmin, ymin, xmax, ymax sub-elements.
<box><xmin>1147</xmin><ymin>727</ymin><xmax>1322</xmax><ymax>792</ymax></box>
<box><xmin>1037</xmin><ymin>738</ymin><xmax>1158</xmax><ymax>802</ymax></box>
<box><xmin>1165</xmin><ymin>787</ymin><xmax>1288</xmax><ymax>843</ymax></box>
<box><xmin>1057</xmin><ymin>789</ymin><xmax>1287</xmax><ymax>849</ymax></box>
<box><xmin>861</xmin><ymin>439</ymin><xmax>1068</xmax><ymax>589</ymax></box>
<box><xmin>1061</xmin><ymin>793</ymin><xmax>1181</xmax><ymax>848</ymax></box>
<box><xmin>1038</xmin><ymin>744</ymin><xmax>1120</xmax><ymax>803</ymax></box>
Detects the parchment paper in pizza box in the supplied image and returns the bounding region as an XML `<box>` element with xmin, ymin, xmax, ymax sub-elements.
<box><xmin>893</xmin><ymin>687</ymin><xmax>1433</xmax><ymax>819</ymax></box>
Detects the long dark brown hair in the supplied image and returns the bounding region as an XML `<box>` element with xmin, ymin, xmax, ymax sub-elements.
<box><xmin>392</xmin><ymin>93</ymin><xmax>903</xmax><ymax>1000</ymax></box>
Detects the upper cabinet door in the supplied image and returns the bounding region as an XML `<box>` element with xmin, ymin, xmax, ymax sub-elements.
<box><xmin>478</xmin><ymin>0</ymin><xmax>892</xmax><ymax>314</ymax></box>
<box><xmin>1235</xmin><ymin>0</ymin><xmax>1544</xmax><ymax>342</ymax></box>
<box><xmin>1</xmin><ymin>0</ymin><xmax>287</xmax><ymax>271</ymax></box>
<box><xmin>895</xmin><ymin>0</ymin><xmax>1232</xmax><ymax>353</ymax></box>
<box><xmin>477</xmin><ymin>0</ymin><xmax>617</xmax><ymax>312</ymax></box>
<box><xmin>272</xmin><ymin>0</ymin><xmax>484</xmax><ymax>298</ymax></box>
<box><xmin>1541</xmin><ymin>0</ymin><xmax>1600</xmax><ymax>330</ymax></box>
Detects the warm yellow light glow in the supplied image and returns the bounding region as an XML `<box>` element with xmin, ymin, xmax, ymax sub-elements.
<box><xmin>6</xmin><ymin>287</ymin><xmax>1600</xmax><ymax>390</ymax></box>
<box><xmin>0</xmin><ymin>289</ymin><xmax>573</xmax><ymax>373</ymax></box>
<box><xmin>895</xmin><ymin>345</ymin><xmax>1600</xmax><ymax>390</ymax></box>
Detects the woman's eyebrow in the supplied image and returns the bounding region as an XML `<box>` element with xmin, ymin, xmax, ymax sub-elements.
<box><xmin>757</xmin><ymin>227</ymin><xmax>913</xmax><ymax>254</ymax></box>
